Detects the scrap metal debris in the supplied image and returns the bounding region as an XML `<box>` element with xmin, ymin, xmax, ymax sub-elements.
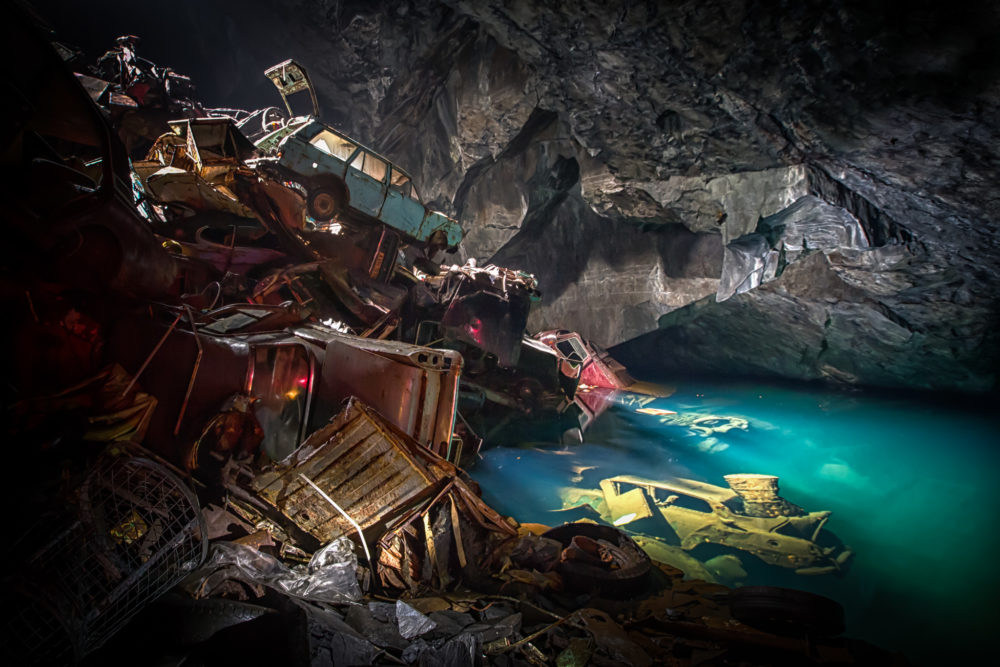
<box><xmin>0</xmin><ymin>8</ymin><xmax>892</xmax><ymax>665</ymax></box>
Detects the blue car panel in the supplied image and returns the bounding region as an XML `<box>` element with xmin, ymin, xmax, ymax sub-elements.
<box><xmin>344</xmin><ymin>152</ymin><xmax>387</xmax><ymax>218</ymax></box>
<box><xmin>380</xmin><ymin>187</ymin><xmax>427</xmax><ymax>238</ymax></box>
<box><xmin>267</xmin><ymin>120</ymin><xmax>463</xmax><ymax>247</ymax></box>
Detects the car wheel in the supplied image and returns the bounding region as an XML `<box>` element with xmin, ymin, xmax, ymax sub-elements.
<box><xmin>307</xmin><ymin>187</ymin><xmax>341</xmax><ymax>221</ymax></box>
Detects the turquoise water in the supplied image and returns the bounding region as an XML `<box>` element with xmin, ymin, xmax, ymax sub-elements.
<box><xmin>470</xmin><ymin>379</ymin><xmax>1000</xmax><ymax>663</ymax></box>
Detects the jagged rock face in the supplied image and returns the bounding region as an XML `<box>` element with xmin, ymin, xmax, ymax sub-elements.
<box><xmin>38</xmin><ymin>0</ymin><xmax>1000</xmax><ymax>391</ymax></box>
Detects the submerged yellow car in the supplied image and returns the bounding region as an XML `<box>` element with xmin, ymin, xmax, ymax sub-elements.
<box><xmin>597</xmin><ymin>473</ymin><xmax>853</xmax><ymax>575</ymax></box>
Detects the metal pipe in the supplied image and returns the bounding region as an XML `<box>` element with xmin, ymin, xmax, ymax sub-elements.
<box><xmin>221</xmin><ymin>224</ymin><xmax>237</xmax><ymax>275</ymax></box>
<box><xmin>810</xmin><ymin>513</ymin><xmax>830</xmax><ymax>543</ymax></box>
<box><xmin>24</xmin><ymin>290</ymin><xmax>39</xmax><ymax>323</ymax></box>
<box><xmin>174</xmin><ymin>306</ymin><xmax>204</xmax><ymax>435</ymax></box>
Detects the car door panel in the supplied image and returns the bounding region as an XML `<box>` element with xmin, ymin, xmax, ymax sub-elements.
<box><xmin>345</xmin><ymin>153</ymin><xmax>386</xmax><ymax>217</ymax></box>
<box><xmin>379</xmin><ymin>188</ymin><xmax>429</xmax><ymax>240</ymax></box>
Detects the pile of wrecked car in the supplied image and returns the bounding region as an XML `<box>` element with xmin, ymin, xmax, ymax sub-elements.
<box><xmin>0</xmin><ymin>9</ymin><xmax>886</xmax><ymax>666</ymax></box>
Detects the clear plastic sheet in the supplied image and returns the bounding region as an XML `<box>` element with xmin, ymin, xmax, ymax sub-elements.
<box><xmin>204</xmin><ymin>538</ymin><xmax>361</xmax><ymax>604</ymax></box>
<box><xmin>395</xmin><ymin>600</ymin><xmax>437</xmax><ymax>639</ymax></box>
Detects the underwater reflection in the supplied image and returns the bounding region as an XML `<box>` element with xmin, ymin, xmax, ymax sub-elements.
<box><xmin>471</xmin><ymin>380</ymin><xmax>1000</xmax><ymax>663</ymax></box>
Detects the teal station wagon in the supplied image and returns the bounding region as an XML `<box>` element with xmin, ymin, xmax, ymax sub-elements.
<box><xmin>255</xmin><ymin>61</ymin><xmax>463</xmax><ymax>250</ymax></box>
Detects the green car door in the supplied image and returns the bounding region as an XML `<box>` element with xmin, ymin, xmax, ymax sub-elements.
<box><xmin>345</xmin><ymin>151</ymin><xmax>389</xmax><ymax>218</ymax></box>
<box><xmin>380</xmin><ymin>168</ymin><xmax>429</xmax><ymax>239</ymax></box>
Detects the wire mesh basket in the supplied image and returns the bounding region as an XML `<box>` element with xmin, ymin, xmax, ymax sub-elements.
<box><xmin>1</xmin><ymin>456</ymin><xmax>207</xmax><ymax>663</ymax></box>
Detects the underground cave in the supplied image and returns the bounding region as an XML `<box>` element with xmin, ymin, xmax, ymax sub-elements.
<box><xmin>1</xmin><ymin>0</ymin><xmax>998</xmax><ymax>665</ymax></box>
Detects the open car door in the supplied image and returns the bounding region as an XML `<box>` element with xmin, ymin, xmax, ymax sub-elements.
<box><xmin>264</xmin><ymin>59</ymin><xmax>319</xmax><ymax>117</ymax></box>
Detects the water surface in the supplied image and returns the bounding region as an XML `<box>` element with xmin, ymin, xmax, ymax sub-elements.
<box><xmin>471</xmin><ymin>379</ymin><xmax>999</xmax><ymax>663</ymax></box>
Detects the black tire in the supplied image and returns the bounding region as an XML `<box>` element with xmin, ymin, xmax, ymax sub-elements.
<box><xmin>307</xmin><ymin>186</ymin><xmax>342</xmax><ymax>221</ymax></box>
<box><xmin>729</xmin><ymin>586</ymin><xmax>845</xmax><ymax>637</ymax></box>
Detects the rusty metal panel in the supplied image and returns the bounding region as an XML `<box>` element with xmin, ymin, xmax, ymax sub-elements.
<box><xmin>144</xmin><ymin>166</ymin><xmax>256</xmax><ymax>217</ymax></box>
<box><xmin>322</xmin><ymin>343</ymin><xmax>422</xmax><ymax>434</ymax></box>
<box><xmin>295</xmin><ymin>327</ymin><xmax>462</xmax><ymax>457</ymax></box>
<box><xmin>251</xmin><ymin>399</ymin><xmax>441</xmax><ymax>544</ymax></box>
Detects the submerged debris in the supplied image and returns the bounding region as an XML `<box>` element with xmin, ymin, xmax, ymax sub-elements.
<box><xmin>562</xmin><ymin>473</ymin><xmax>853</xmax><ymax>578</ymax></box>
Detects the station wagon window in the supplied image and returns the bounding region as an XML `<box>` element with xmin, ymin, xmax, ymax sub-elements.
<box><xmin>361</xmin><ymin>152</ymin><xmax>387</xmax><ymax>182</ymax></box>
<box><xmin>389</xmin><ymin>168</ymin><xmax>413</xmax><ymax>198</ymax></box>
<box><xmin>651</xmin><ymin>489</ymin><xmax>712</xmax><ymax>513</ymax></box>
<box><xmin>310</xmin><ymin>130</ymin><xmax>356</xmax><ymax>161</ymax></box>
<box><xmin>249</xmin><ymin>344</ymin><xmax>311</xmax><ymax>461</ymax></box>
<box><xmin>389</xmin><ymin>170</ymin><xmax>422</xmax><ymax>202</ymax></box>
